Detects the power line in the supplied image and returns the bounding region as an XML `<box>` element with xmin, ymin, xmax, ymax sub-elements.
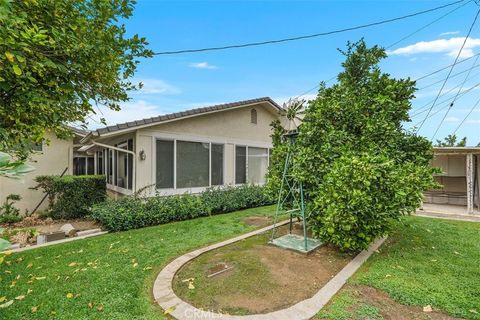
<box><xmin>294</xmin><ymin>1</ymin><xmax>468</xmax><ymax>100</ymax></box>
<box><xmin>153</xmin><ymin>0</ymin><xmax>466</xmax><ymax>55</ymax></box>
<box><xmin>412</xmin><ymin>80</ymin><xmax>480</xmax><ymax>127</ymax></box>
<box><xmin>414</xmin><ymin>51</ymin><xmax>480</xmax><ymax>81</ymax></box>
<box><xmin>417</xmin><ymin>64</ymin><xmax>480</xmax><ymax>90</ymax></box>
<box><xmin>452</xmin><ymin>96</ymin><xmax>480</xmax><ymax>134</ymax></box>
<box><xmin>431</xmin><ymin>52</ymin><xmax>480</xmax><ymax>139</ymax></box>
<box><xmin>416</xmin><ymin>8</ymin><xmax>480</xmax><ymax>133</ymax></box>
<box><xmin>386</xmin><ymin>0</ymin><xmax>472</xmax><ymax>49</ymax></box>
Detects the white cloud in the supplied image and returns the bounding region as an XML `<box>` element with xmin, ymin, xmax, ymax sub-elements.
<box><xmin>87</xmin><ymin>100</ymin><xmax>163</xmax><ymax>129</ymax></box>
<box><xmin>388</xmin><ymin>37</ymin><xmax>480</xmax><ymax>58</ymax></box>
<box><xmin>465</xmin><ymin>119</ymin><xmax>480</xmax><ymax>124</ymax></box>
<box><xmin>440</xmin><ymin>31</ymin><xmax>460</xmax><ymax>36</ymax></box>
<box><xmin>189</xmin><ymin>62</ymin><xmax>218</xmax><ymax>69</ymax></box>
<box><xmin>445</xmin><ymin>116</ymin><xmax>460</xmax><ymax>123</ymax></box>
<box><xmin>133</xmin><ymin>79</ymin><xmax>180</xmax><ymax>95</ymax></box>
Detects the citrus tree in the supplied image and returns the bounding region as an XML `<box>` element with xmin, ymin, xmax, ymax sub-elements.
<box><xmin>268</xmin><ymin>40</ymin><xmax>438</xmax><ymax>251</ymax></box>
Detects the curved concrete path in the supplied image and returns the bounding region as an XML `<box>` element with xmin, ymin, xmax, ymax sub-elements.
<box><xmin>153</xmin><ymin>221</ymin><xmax>385</xmax><ymax>320</ymax></box>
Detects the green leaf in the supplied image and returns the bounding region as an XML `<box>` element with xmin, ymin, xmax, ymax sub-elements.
<box><xmin>12</xmin><ymin>64</ymin><xmax>22</xmax><ymax>75</ymax></box>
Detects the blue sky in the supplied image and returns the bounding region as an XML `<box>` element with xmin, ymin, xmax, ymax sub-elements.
<box><xmin>91</xmin><ymin>0</ymin><xmax>480</xmax><ymax>145</ymax></box>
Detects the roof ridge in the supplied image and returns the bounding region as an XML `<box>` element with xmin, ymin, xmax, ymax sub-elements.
<box><xmin>94</xmin><ymin>96</ymin><xmax>281</xmax><ymax>136</ymax></box>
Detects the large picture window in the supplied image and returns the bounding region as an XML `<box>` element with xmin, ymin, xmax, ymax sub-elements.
<box><xmin>156</xmin><ymin>139</ymin><xmax>224</xmax><ymax>190</ymax></box>
<box><xmin>235</xmin><ymin>146</ymin><xmax>269</xmax><ymax>185</ymax></box>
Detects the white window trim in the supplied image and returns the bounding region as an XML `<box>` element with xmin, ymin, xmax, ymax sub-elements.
<box><xmin>234</xmin><ymin>144</ymin><xmax>270</xmax><ymax>186</ymax></box>
<box><xmin>153</xmin><ymin>134</ymin><xmax>227</xmax><ymax>195</ymax></box>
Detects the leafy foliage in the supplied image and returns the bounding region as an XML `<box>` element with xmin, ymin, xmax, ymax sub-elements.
<box><xmin>33</xmin><ymin>175</ymin><xmax>106</xmax><ymax>219</ymax></box>
<box><xmin>91</xmin><ymin>185</ymin><xmax>273</xmax><ymax>231</ymax></box>
<box><xmin>0</xmin><ymin>194</ymin><xmax>22</xmax><ymax>223</ymax></box>
<box><xmin>268</xmin><ymin>40</ymin><xmax>438</xmax><ymax>251</ymax></box>
<box><xmin>435</xmin><ymin>134</ymin><xmax>467</xmax><ymax>147</ymax></box>
<box><xmin>0</xmin><ymin>0</ymin><xmax>152</xmax><ymax>158</ymax></box>
<box><xmin>0</xmin><ymin>151</ymin><xmax>34</xmax><ymax>178</ymax></box>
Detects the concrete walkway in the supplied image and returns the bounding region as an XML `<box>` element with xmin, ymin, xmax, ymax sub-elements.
<box><xmin>153</xmin><ymin>221</ymin><xmax>385</xmax><ymax>320</ymax></box>
<box><xmin>416</xmin><ymin>203</ymin><xmax>480</xmax><ymax>222</ymax></box>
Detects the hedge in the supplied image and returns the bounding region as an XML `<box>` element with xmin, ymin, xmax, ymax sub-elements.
<box><xmin>91</xmin><ymin>185</ymin><xmax>273</xmax><ymax>231</ymax></box>
<box><xmin>33</xmin><ymin>175</ymin><xmax>107</xmax><ymax>219</ymax></box>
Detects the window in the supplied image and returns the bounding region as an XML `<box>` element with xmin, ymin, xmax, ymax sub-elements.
<box><xmin>211</xmin><ymin>144</ymin><xmax>224</xmax><ymax>186</ymax></box>
<box><xmin>156</xmin><ymin>140</ymin><xmax>174</xmax><ymax>189</ymax></box>
<box><xmin>156</xmin><ymin>139</ymin><xmax>224</xmax><ymax>190</ymax></box>
<box><xmin>235</xmin><ymin>146</ymin><xmax>247</xmax><ymax>184</ymax></box>
<box><xmin>73</xmin><ymin>156</ymin><xmax>94</xmax><ymax>175</ymax></box>
<box><xmin>235</xmin><ymin>146</ymin><xmax>269</xmax><ymax>185</ymax></box>
<box><xmin>96</xmin><ymin>151</ymin><xmax>104</xmax><ymax>175</ymax></box>
<box><xmin>250</xmin><ymin>109</ymin><xmax>257</xmax><ymax>124</ymax></box>
<box><xmin>176</xmin><ymin>141</ymin><xmax>209</xmax><ymax>188</ymax></box>
<box><xmin>248</xmin><ymin>147</ymin><xmax>268</xmax><ymax>184</ymax></box>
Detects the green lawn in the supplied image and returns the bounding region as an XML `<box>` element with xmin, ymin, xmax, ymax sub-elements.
<box><xmin>2</xmin><ymin>209</ymin><xmax>479</xmax><ymax>320</ymax></box>
<box><xmin>0</xmin><ymin>205</ymin><xmax>276</xmax><ymax>320</ymax></box>
<box><xmin>318</xmin><ymin>217</ymin><xmax>480</xmax><ymax>320</ymax></box>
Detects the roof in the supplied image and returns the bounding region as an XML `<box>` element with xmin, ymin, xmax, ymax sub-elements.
<box><xmin>82</xmin><ymin>97</ymin><xmax>282</xmax><ymax>142</ymax></box>
<box><xmin>434</xmin><ymin>147</ymin><xmax>480</xmax><ymax>155</ymax></box>
<box><xmin>66</xmin><ymin>125</ymin><xmax>90</xmax><ymax>137</ymax></box>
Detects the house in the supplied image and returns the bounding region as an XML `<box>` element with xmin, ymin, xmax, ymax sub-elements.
<box><xmin>76</xmin><ymin>97</ymin><xmax>282</xmax><ymax>197</ymax></box>
<box><xmin>0</xmin><ymin>128</ymin><xmax>87</xmax><ymax>214</ymax></box>
<box><xmin>423</xmin><ymin>147</ymin><xmax>480</xmax><ymax>214</ymax></box>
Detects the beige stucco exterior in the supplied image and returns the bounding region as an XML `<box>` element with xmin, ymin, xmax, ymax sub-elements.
<box><xmin>0</xmin><ymin>132</ymin><xmax>74</xmax><ymax>214</ymax></box>
<box><xmin>92</xmin><ymin>101</ymin><xmax>279</xmax><ymax>196</ymax></box>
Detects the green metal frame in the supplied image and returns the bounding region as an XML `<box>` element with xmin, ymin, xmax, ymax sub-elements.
<box><xmin>269</xmin><ymin>132</ymin><xmax>320</xmax><ymax>253</ymax></box>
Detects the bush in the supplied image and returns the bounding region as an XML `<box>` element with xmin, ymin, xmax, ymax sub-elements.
<box><xmin>0</xmin><ymin>194</ymin><xmax>22</xmax><ymax>224</ymax></box>
<box><xmin>91</xmin><ymin>185</ymin><xmax>273</xmax><ymax>232</ymax></box>
<box><xmin>33</xmin><ymin>175</ymin><xmax>106</xmax><ymax>219</ymax></box>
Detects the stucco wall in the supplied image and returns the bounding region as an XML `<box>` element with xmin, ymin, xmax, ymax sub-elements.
<box><xmin>132</xmin><ymin>103</ymin><xmax>278</xmax><ymax>194</ymax></box>
<box><xmin>0</xmin><ymin>132</ymin><xmax>73</xmax><ymax>214</ymax></box>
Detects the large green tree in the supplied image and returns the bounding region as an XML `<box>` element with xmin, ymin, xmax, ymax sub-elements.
<box><xmin>0</xmin><ymin>0</ymin><xmax>152</xmax><ymax>159</ymax></box>
<box><xmin>268</xmin><ymin>40</ymin><xmax>438</xmax><ymax>251</ymax></box>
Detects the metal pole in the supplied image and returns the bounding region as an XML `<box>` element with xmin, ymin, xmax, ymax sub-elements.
<box><xmin>271</xmin><ymin>147</ymin><xmax>291</xmax><ymax>241</ymax></box>
<box><xmin>300</xmin><ymin>181</ymin><xmax>307</xmax><ymax>252</ymax></box>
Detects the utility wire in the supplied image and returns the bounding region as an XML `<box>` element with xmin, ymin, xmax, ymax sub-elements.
<box><xmin>386</xmin><ymin>0</ymin><xmax>472</xmax><ymax>49</ymax></box>
<box><xmin>153</xmin><ymin>0</ymin><xmax>466</xmax><ymax>55</ymax></box>
<box><xmin>412</xmin><ymin>80</ymin><xmax>480</xmax><ymax>127</ymax></box>
<box><xmin>431</xmin><ymin>51</ymin><xmax>480</xmax><ymax>139</ymax></box>
<box><xmin>417</xmin><ymin>64</ymin><xmax>480</xmax><ymax>90</ymax></box>
<box><xmin>416</xmin><ymin>8</ymin><xmax>480</xmax><ymax>133</ymax></box>
<box><xmin>452</xmin><ymin>95</ymin><xmax>480</xmax><ymax>134</ymax></box>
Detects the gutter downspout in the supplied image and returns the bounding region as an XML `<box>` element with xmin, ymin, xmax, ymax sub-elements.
<box><xmin>91</xmin><ymin>141</ymin><xmax>136</xmax><ymax>193</ymax></box>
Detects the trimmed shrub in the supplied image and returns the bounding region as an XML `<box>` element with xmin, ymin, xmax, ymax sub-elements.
<box><xmin>91</xmin><ymin>185</ymin><xmax>273</xmax><ymax>231</ymax></box>
<box><xmin>0</xmin><ymin>194</ymin><xmax>22</xmax><ymax>224</ymax></box>
<box><xmin>33</xmin><ymin>175</ymin><xmax>106</xmax><ymax>219</ymax></box>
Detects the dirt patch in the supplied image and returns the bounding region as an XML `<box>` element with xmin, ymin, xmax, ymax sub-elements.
<box><xmin>173</xmin><ymin>225</ymin><xmax>353</xmax><ymax>315</ymax></box>
<box><xmin>349</xmin><ymin>284</ymin><xmax>460</xmax><ymax>320</ymax></box>
<box><xmin>242</xmin><ymin>216</ymin><xmax>271</xmax><ymax>226</ymax></box>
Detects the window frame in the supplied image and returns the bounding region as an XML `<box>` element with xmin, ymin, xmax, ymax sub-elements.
<box><xmin>154</xmin><ymin>136</ymin><xmax>225</xmax><ymax>194</ymax></box>
<box><xmin>234</xmin><ymin>145</ymin><xmax>271</xmax><ymax>185</ymax></box>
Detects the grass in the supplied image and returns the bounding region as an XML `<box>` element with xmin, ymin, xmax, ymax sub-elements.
<box><xmin>0</xmin><ymin>205</ymin><xmax>276</xmax><ymax>320</ymax></box>
<box><xmin>173</xmin><ymin>231</ymin><xmax>274</xmax><ymax>315</ymax></box>
<box><xmin>318</xmin><ymin>216</ymin><xmax>480</xmax><ymax>320</ymax></box>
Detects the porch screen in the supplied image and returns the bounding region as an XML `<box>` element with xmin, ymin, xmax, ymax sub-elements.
<box><xmin>211</xmin><ymin>144</ymin><xmax>224</xmax><ymax>186</ymax></box>
<box><xmin>156</xmin><ymin>140</ymin><xmax>174</xmax><ymax>188</ymax></box>
<box><xmin>235</xmin><ymin>146</ymin><xmax>247</xmax><ymax>184</ymax></box>
<box><xmin>176</xmin><ymin>141</ymin><xmax>210</xmax><ymax>188</ymax></box>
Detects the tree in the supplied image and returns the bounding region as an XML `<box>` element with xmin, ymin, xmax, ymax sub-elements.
<box><xmin>268</xmin><ymin>40</ymin><xmax>438</xmax><ymax>251</ymax></box>
<box><xmin>0</xmin><ymin>0</ymin><xmax>152</xmax><ymax>159</ymax></box>
<box><xmin>435</xmin><ymin>134</ymin><xmax>467</xmax><ymax>147</ymax></box>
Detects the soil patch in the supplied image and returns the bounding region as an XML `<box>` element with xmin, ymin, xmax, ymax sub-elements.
<box><xmin>242</xmin><ymin>215</ymin><xmax>271</xmax><ymax>226</ymax></box>
<box><xmin>173</xmin><ymin>225</ymin><xmax>353</xmax><ymax>315</ymax></box>
<box><xmin>336</xmin><ymin>284</ymin><xmax>461</xmax><ymax>320</ymax></box>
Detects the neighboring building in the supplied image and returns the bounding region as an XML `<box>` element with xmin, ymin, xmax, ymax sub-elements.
<box><xmin>77</xmin><ymin>97</ymin><xmax>282</xmax><ymax>197</ymax></box>
<box><xmin>424</xmin><ymin>147</ymin><xmax>480</xmax><ymax>214</ymax></box>
<box><xmin>0</xmin><ymin>129</ymin><xmax>87</xmax><ymax>214</ymax></box>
